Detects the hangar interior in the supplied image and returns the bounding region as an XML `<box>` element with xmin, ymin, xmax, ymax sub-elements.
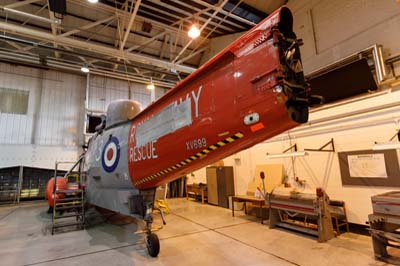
<box><xmin>1</xmin><ymin>0</ymin><xmax>400</xmax><ymax>265</ymax></box>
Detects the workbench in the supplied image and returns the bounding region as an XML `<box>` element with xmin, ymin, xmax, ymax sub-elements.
<box><xmin>186</xmin><ymin>184</ymin><xmax>207</xmax><ymax>204</ymax></box>
<box><xmin>269</xmin><ymin>188</ymin><xmax>334</xmax><ymax>242</ymax></box>
<box><xmin>231</xmin><ymin>195</ymin><xmax>267</xmax><ymax>224</ymax></box>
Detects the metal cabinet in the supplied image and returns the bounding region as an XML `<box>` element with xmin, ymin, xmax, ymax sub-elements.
<box><xmin>206</xmin><ymin>166</ymin><xmax>234</xmax><ymax>208</ymax></box>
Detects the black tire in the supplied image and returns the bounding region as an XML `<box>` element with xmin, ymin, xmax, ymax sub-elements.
<box><xmin>287</xmin><ymin>103</ymin><xmax>308</xmax><ymax>123</ymax></box>
<box><xmin>146</xmin><ymin>233</ymin><xmax>160</xmax><ymax>257</ymax></box>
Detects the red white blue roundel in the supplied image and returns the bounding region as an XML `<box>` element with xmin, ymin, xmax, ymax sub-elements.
<box><xmin>102</xmin><ymin>137</ymin><xmax>120</xmax><ymax>173</ymax></box>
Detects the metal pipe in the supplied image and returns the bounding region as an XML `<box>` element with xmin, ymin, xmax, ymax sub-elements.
<box><xmin>17</xmin><ymin>166</ymin><xmax>23</xmax><ymax>204</ymax></box>
<box><xmin>1</xmin><ymin>6</ymin><xmax>59</xmax><ymax>25</ymax></box>
<box><xmin>85</xmin><ymin>73</ymin><xmax>90</xmax><ymax>111</ymax></box>
<box><xmin>83</xmin><ymin>73</ymin><xmax>90</xmax><ymax>139</ymax></box>
<box><xmin>372</xmin><ymin>44</ymin><xmax>388</xmax><ymax>82</ymax></box>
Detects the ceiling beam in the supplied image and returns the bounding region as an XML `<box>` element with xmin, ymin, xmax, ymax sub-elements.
<box><xmin>61</xmin><ymin>15</ymin><xmax>116</xmax><ymax>37</ymax></box>
<box><xmin>4</xmin><ymin>0</ymin><xmax>42</xmax><ymax>9</ymax></box>
<box><xmin>0</xmin><ymin>21</ymin><xmax>196</xmax><ymax>73</ymax></box>
<box><xmin>159</xmin><ymin>33</ymin><xmax>170</xmax><ymax>59</ymax></box>
<box><xmin>140</xmin><ymin>1</ymin><xmax>228</xmax><ymax>34</ymax></box>
<box><xmin>124</xmin><ymin>5</ymin><xmax>213</xmax><ymax>54</ymax></box>
<box><xmin>150</xmin><ymin>0</ymin><xmax>231</xmax><ymax>33</ymax></box>
<box><xmin>21</xmin><ymin>3</ymin><xmax>48</xmax><ymax>26</ymax></box>
<box><xmin>4</xmin><ymin>40</ymin><xmax>24</xmax><ymax>51</ymax></box>
<box><xmin>47</xmin><ymin>2</ymin><xmax>60</xmax><ymax>58</ymax></box>
<box><xmin>125</xmin><ymin>30</ymin><xmax>170</xmax><ymax>53</ymax></box>
<box><xmin>190</xmin><ymin>0</ymin><xmax>256</xmax><ymax>26</ymax></box>
<box><xmin>120</xmin><ymin>0</ymin><xmax>141</xmax><ymax>50</ymax></box>
<box><xmin>0</xmin><ymin>6</ymin><xmax>57</xmax><ymax>24</ymax></box>
<box><xmin>186</xmin><ymin>0</ymin><xmax>244</xmax><ymax>61</ymax></box>
<box><xmin>0</xmin><ymin>49</ymin><xmax>176</xmax><ymax>87</ymax></box>
<box><xmin>60</xmin><ymin>44</ymin><xmax>88</xmax><ymax>63</ymax></box>
<box><xmin>172</xmin><ymin>0</ymin><xmax>228</xmax><ymax>63</ymax></box>
<box><xmin>168</xmin><ymin>0</ymin><xmax>247</xmax><ymax>30</ymax></box>
<box><xmin>176</xmin><ymin>46</ymin><xmax>208</xmax><ymax>64</ymax></box>
<box><xmin>67</xmin><ymin>0</ymin><xmax>189</xmax><ymax>40</ymax></box>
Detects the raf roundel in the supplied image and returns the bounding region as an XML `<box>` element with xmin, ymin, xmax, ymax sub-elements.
<box><xmin>101</xmin><ymin>136</ymin><xmax>120</xmax><ymax>173</ymax></box>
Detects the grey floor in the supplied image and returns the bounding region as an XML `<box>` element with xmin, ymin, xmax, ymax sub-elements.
<box><xmin>0</xmin><ymin>198</ymin><xmax>388</xmax><ymax>266</ymax></box>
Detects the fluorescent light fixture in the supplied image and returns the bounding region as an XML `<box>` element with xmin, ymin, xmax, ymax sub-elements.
<box><xmin>88</xmin><ymin>0</ymin><xmax>98</xmax><ymax>3</ymax></box>
<box><xmin>266</xmin><ymin>151</ymin><xmax>308</xmax><ymax>159</ymax></box>
<box><xmin>188</xmin><ymin>24</ymin><xmax>200</xmax><ymax>39</ymax></box>
<box><xmin>80</xmin><ymin>66</ymin><xmax>90</xmax><ymax>73</ymax></box>
<box><xmin>372</xmin><ymin>142</ymin><xmax>400</xmax><ymax>151</ymax></box>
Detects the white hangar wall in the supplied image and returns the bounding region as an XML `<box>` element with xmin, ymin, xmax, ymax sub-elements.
<box><xmin>87</xmin><ymin>75</ymin><xmax>165</xmax><ymax>113</ymax></box>
<box><xmin>0</xmin><ymin>63</ymin><xmax>85</xmax><ymax>169</ymax></box>
<box><xmin>220</xmin><ymin>88</ymin><xmax>400</xmax><ymax>225</ymax></box>
<box><xmin>288</xmin><ymin>0</ymin><xmax>400</xmax><ymax>74</ymax></box>
<box><xmin>0</xmin><ymin>62</ymin><xmax>166</xmax><ymax>169</ymax></box>
<box><xmin>192</xmin><ymin>0</ymin><xmax>400</xmax><ymax>224</ymax></box>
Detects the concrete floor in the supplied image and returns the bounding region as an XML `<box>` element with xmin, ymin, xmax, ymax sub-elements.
<box><xmin>0</xmin><ymin>198</ymin><xmax>388</xmax><ymax>266</ymax></box>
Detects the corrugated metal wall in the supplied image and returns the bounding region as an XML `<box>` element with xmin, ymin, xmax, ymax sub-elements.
<box><xmin>0</xmin><ymin>63</ymin><xmax>85</xmax><ymax>146</ymax></box>
<box><xmin>0</xmin><ymin>62</ymin><xmax>168</xmax><ymax>168</ymax></box>
<box><xmin>88</xmin><ymin>75</ymin><xmax>166</xmax><ymax>113</ymax></box>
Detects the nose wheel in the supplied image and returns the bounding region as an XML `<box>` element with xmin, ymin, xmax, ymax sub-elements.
<box><xmin>146</xmin><ymin>233</ymin><xmax>160</xmax><ymax>257</ymax></box>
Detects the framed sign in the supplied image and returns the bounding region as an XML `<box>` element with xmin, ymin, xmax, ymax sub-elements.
<box><xmin>338</xmin><ymin>149</ymin><xmax>400</xmax><ymax>187</ymax></box>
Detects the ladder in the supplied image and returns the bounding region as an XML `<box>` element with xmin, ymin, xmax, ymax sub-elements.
<box><xmin>51</xmin><ymin>156</ymin><xmax>86</xmax><ymax>235</ymax></box>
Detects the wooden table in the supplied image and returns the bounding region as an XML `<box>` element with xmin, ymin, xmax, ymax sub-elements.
<box><xmin>186</xmin><ymin>184</ymin><xmax>207</xmax><ymax>204</ymax></box>
<box><xmin>231</xmin><ymin>195</ymin><xmax>267</xmax><ymax>224</ymax></box>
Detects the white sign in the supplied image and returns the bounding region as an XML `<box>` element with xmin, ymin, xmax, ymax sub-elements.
<box><xmin>348</xmin><ymin>154</ymin><xmax>388</xmax><ymax>178</ymax></box>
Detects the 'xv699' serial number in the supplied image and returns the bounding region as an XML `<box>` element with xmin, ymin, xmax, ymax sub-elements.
<box><xmin>186</xmin><ymin>138</ymin><xmax>207</xmax><ymax>151</ymax></box>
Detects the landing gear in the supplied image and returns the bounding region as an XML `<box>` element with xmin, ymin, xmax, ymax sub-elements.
<box><xmin>143</xmin><ymin>201</ymin><xmax>166</xmax><ymax>257</ymax></box>
<box><xmin>130</xmin><ymin>190</ymin><xmax>167</xmax><ymax>257</ymax></box>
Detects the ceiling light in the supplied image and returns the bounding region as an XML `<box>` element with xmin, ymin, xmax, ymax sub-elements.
<box><xmin>81</xmin><ymin>66</ymin><xmax>90</xmax><ymax>73</ymax></box>
<box><xmin>266</xmin><ymin>151</ymin><xmax>309</xmax><ymax>159</ymax></box>
<box><xmin>188</xmin><ymin>24</ymin><xmax>200</xmax><ymax>39</ymax></box>
<box><xmin>372</xmin><ymin>142</ymin><xmax>400</xmax><ymax>151</ymax></box>
<box><xmin>147</xmin><ymin>78</ymin><xmax>155</xmax><ymax>90</ymax></box>
<box><xmin>88</xmin><ymin>0</ymin><xmax>98</xmax><ymax>3</ymax></box>
<box><xmin>147</xmin><ymin>83</ymin><xmax>155</xmax><ymax>90</ymax></box>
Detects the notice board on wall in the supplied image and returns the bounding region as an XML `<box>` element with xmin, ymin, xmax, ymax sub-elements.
<box><xmin>338</xmin><ymin>149</ymin><xmax>400</xmax><ymax>187</ymax></box>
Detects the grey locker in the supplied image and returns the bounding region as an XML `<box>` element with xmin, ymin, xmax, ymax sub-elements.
<box><xmin>206</xmin><ymin>166</ymin><xmax>235</xmax><ymax>208</ymax></box>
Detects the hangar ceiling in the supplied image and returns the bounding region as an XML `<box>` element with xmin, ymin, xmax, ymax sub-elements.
<box><xmin>0</xmin><ymin>0</ymin><xmax>286</xmax><ymax>88</ymax></box>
